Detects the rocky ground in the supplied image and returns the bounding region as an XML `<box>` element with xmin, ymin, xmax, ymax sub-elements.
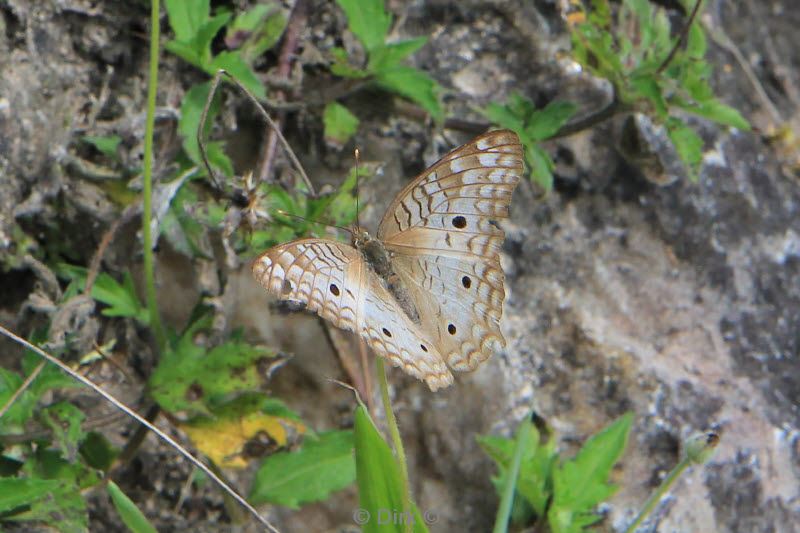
<box><xmin>1</xmin><ymin>0</ymin><xmax>798</xmax><ymax>531</ymax></box>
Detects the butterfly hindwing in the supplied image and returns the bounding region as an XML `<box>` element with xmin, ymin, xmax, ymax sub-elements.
<box><xmin>252</xmin><ymin>238</ymin><xmax>453</xmax><ymax>390</ymax></box>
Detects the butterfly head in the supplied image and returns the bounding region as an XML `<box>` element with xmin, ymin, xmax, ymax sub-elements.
<box><xmin>351</xmin><ymin>228</ymin><xmax>373</xmax><ymax>249</ymax></box>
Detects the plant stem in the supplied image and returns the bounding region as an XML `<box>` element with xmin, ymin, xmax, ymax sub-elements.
<box><xmin>376</xmin><ymin>359</ymin><xmax>412</xmax><ymax>533</ymax></box>
<box><xmin>492</xmin><ymin>417</ymin><xmax>533</xmax><ymax>533</ymax></box>
<box><xmin>142</xmin><ymin>0</ymin><xmax>166</xmax><ymax>348</ymax></box>
<box><xmin>625</xmin><ymin>457</ymin><xmax>691</xmax><ymax>533</ymax></box>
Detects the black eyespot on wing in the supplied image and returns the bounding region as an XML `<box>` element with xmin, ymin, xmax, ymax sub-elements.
<box><xmin>448</xmin><ymin>324</ymin><xmax>456</xmax><ymax>335</ymax></box>
<box><xmin>420</xmin><ymin>344</ymin><xmax>428</xmax><ymax>352</ymax></box>
<box><xmin>461</xmin><ymin>276</ymin><xmax>471</xmax><ymax>288</ymax></box>
<box><xmin>382</xmin><ymin>328</ymin><xmax>392</xmax><ymax>337</ymax></box>
<box><xmin>452</xmin><ymin>216</ymin><xmax>467</xmax><ymax>228</ymax></box>
<box><xmin>330</xmin><ymin>283</ymin><xmax>340</xmax><ymax>296</ymax></box>
<box><xmin>281</xmin><ymin>280</ymin><xmax>293</xmax><ymax>294</ymax></box>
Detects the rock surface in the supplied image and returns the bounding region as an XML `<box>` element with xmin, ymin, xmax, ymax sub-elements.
<box><xmin>1</xmin><ymin>0</ymin><xmax>798</xmax><ymax>532</ymax></box>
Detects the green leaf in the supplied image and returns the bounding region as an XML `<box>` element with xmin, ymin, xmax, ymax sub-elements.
<box><xmin>375</xmin><ymin>66</ymin><xmax>442</xmax><ymax>121</ymax></box>
<box><xmin>667</xmin><ymin>119</ymin><xmax>704</xmax><ymax>176</ymax></box>
<box><xmin>1</xmin><ymin>468</ymin><xmax>89</xmax><ymax>532</ymax></box>
<box><xmin>164</xmin><ymin>0</ymin><xmax>209</xmax><ymax>43</ymax></box>
<box><xmin>227</xmin><ymin>4</ymin><xmax>288</xmax><ymax>60</ymax></box>
<box><xmin>682</xmin><ymin>100</ymin><xmax>751</xmax><ymax>131</ymax></box>
<box><xmin>548</xmin><ymin>412</ymin><xmax>633</xmax><ymax>533</ymax></box>
<box><xmin>336</xmin><ymin>0</ymin><xmax>392</xmax><ymax>51</ymax></box>
<box><xmin>323</xmin><ymin>102</ymin><xmax>360</xmax><ymax>145</ymax></box>
<box><xmin>164</xmin><ymin>39</ymin><xmax>204</xmax><ymax>69</ymax></box>
<box><xmin>108</xmin><ymin>481</ymin><xmax>158</xmax><ymax>533</ymax></box>
<box><xmin>478</xmin><ymin>418</ymin><xmax>556</xmax><ymax>522</ymax></box>
<box><xmin>484</xmin><ymin>101</ymin><xmax>526</xmax><ymax>134</ymax></box>
<box><xmin>149</xmin><ymin>316</ymin><xmax>281</xmax><ymax>415</ymax></box>
<box><xmin>492</xmin><ymin>416</ymin><xmax>537</xmax><ymax>533</ymax></box>
<box><xmin>82</xmin><ymin>135</ymin><xmax>122</xmax><ymax>158</ymax></box>
<box><xmin>209</xmin><ymin>51</ymin><xmax>267</xmax><ymax>99</ymax></box>
<box><xmin>685</xmin><ymin>20</ymin><xmax>707</xmax><ymax>59</ymax></box>
<box><xmin>80</xmin><ymin>432</ymin><xmax>119</xmax><ymax>471</ymax></box>
<box><xmin>525</xmin><ymin>101</ymin><xmax>577</xmax><ymax>141</ymax></box>
<box><xmin>330</xmin><ymin>47</ymin><xmax>370</xmax><ymax>78</ymax></box>
<box><xmin>91</xmin><ymin>271</ymin><xmax>148</xmax><ymax>322</ymax></box>
<box><xmin>250</xmin><ymin>430</ymin><xmax>356</xmax><ymax>507</ymax></box>
<box><xmin>526</xmin><ymin>144</ymin><xmax>554</xmax><ymax>190</ymax></box>
<box><xmin>0</xmin><ymin>478</ymin><xmax>61</xmax><ymax>514</ymax></box>
<box><xmin>39</xmin><ymin>402</ymin><xmax>86</xmax><ymax>462</ymax></box>
<box><xmin>368</xmin><ymin>37</ymin><xmax>427</xmax><ymax>72</ymax></box>
<box><xmin>629</xmin><ymin>74</ymin><xmax>668</xmax><ymax>118</ymax></box>
<box><xmin>191</xmin><ymin>12</ymin><xmax>232</xmax><ymax>65</ymax></box>
<box><xmin>0</xmin><ymin>368</ymin><xmax>38</xmax><ymax>431</ymax></box>
<box><xmin>355</xmin><ymin>405</ymin><xmax>429</xmax><ymax>533</ymax></box>
<box><xmin>161</xmin><ymin>183</ymin><xmax>214</xmax><ymax>259</ymax></box>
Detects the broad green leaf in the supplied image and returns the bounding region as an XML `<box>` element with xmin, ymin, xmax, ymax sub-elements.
<box><xmin>162</xmin><ymin>183</ymin><xmax>215</xmax><ymax>259</ymax></box>
<box><xmin>493</xmin><ymin>416</ymin><xmax>536</xmax><ymax>533</ymax></box>
<box><xmin>79</xmin><ymin>432</ymin><xmax>119</xmax><ymax>471</ymax></box>
<box><xmin>209</xmin><ymin>51</ymin><xmax>267</xmax><ymax>98</ymax></box>
<box><xmin>108</xmin><ymin>481</ymin><xmax>158</xmax><ymax>533</ymax></box>
<box><xmin>667</xmin><ymin>119</ymin><xmax>704</xmax><ymax>177</ymax></box>
<box><xmin>82</xmin><ymin>135</ymin><xmax>122</xmax><ymax>158</ymax></box>
<box><xmin>190</xmin><ymin>12</ymin><xmax>232</xmax><ymax>65</ymax></box>
<box><xmin>0</xmin><ymin>477</ymin><xmax>87</xmax><ymax>532</ymax></box>
<box><xmin>483</xmin><ymin>102</ymin><xmax>526</xmax><ymax>134</ymax></box>
<box><xmin>323</xmin><ymin>102</ymin><xmax>360</xmax><ymax>145</ymax></box>
<box><xmin>682</xmin><ymin>100</ymin><xmax>751</xmax><ymax>131</ymax></box>
<box><xmin>629</xmin><ymin>75</ymin><xmax>667</xmax><ymax>118</ymax></box>
<box><xmin>368</xmin><ymin>37</ymin><xmax>427</xmax><ymax>72</ymax></box>
<box><xmin>149</xmin><ymin>317</ymin><xmax>281</xmax><ymax>415</ymax></box>
<box><xmin>250</xmin><ymin>430</ymin><xmax>355</xmax><ymax>507</ymax></box>
<box><xmin>164</xmin><ymin>0</ymin><xmax>209</xmax><ymax>43</ymax></box>
<box><xmin>336</xmin><ymin>0</ymin><xmax>392</xmax><ymax>51</ymax></box>
<box><xmin>685</xmin><ymin>20</ymin><xmax>706</xmax><ymax>59</ymax></box>
<box><xmin>40</xmin><ymin>402</ymin><xmax>86</xmax><ymax>462</ymax></box>
<box><xmin>330</xmin><ymin>47</ymin><xmax>370</xmax><ymax>78</ymax></box>
<box><xmin>164</xmin><ymin>39</ymin><xmax>203</xmax><ymax>69</ymax></box>
<box><xmin>227</xmin><ymin>4</ymin><xmax>288</xmax><ymax>60</ymax></box>
<box><xmin>0</xmin><ymin>478</ymin><xmax>61</xmax><ymax>514</ymax></box>
<box><xmin>355</xmin><ymin>405</ymin><xmax>429</xmax><ymax>533</ymax></box>
<box><xmin>526</xmin><ymin>101</ymin><xmax>577</xmax><ymax>141</ymax></box>
<box><xmin>526</xmin><ymin>144</ymin><xmax>554</xmax><ymax>190</ymax></box>
<box><xmin>0</xmin><ymin>368</ymin><xmax>37</xmax><ymax>431</ymax></box>
<box><xmin>179</xmin><ymin>81</ymin><xmax>216</xmax><ymax>165</ymax></box>
<box><xmin>375</xmin><ymin>66</ymin><xmax>443</xmax><ymax>121</ymax></box>
<box><xmin>548</xmin><ymin>413</ymin><xmax>633</xmax><ymax>533</ymax></box>
<box><xmin>478</xmin><ymin>419</ymin><xmax>556</xmax><ymax>522</ymax></box>
<box><xmin>91</xmin><ymin>271</ymin><xmax>148</xmax><ymax>322</ymax></box>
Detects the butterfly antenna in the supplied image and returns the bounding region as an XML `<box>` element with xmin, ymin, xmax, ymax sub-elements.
<box><xmin>354</xmin><ymin>147</ymin><xmax>361</xmax><ymax>230</ymax></box>
<box><xmin>275</xmin><ymin>210</ymin><xmax>353</xmax><ymax>235</ymax></box>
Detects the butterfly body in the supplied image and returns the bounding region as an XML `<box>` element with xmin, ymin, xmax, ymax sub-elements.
<box><xmin>252</xmin><ymin>130</ymin><xmax>523</xmax><ymax>390</ymax></box>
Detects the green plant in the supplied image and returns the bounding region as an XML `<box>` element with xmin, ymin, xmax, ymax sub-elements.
<box><xmin>480</xmin><ymin>412</ymin><xmax>633</xmax><ymax>533</ymax></box>
<box><xmin>331</xmin><ymin>0</ymin><xmax>443</xmax><ymax>134</ymax></box>
<box><xmin>570</xmin><ymin>0</ymin><xmax>749</xmax><ymax>178</ymax></box>
<box><xmin>483</xmin><ymin>0</ymin><xmax>750</xmax><ymax>189</ymax></box>
<box><xmin>484</xmin><ymin>94</ymin><xmax>577</xmax><ymax>189</ymax></box>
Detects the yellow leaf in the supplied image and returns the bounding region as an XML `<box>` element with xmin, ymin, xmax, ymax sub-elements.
<box><xmin>181</xmin><ymin>412</ymin><xmax>305</xmax><ymax>469</ymax></box>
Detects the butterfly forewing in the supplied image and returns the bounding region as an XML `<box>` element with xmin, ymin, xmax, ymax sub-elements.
<box><xmin>377</xmin><ymin>130</ymin><xmax>523</xmax><ymax>371</ymax></box>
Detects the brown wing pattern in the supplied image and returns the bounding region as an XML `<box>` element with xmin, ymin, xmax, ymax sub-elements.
<box><xmin>251</xmin><ymin>238</ymin><xmax>453</xmax><ymax>390</ymax></box>
<box><xmin>377</xmin><ymin>130</ymin><xmax>523</xmax><ymax>371</ymax></box>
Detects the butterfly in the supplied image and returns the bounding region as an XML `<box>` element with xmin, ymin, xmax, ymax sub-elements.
<box><xmin>252</xmin><ymin>130</ymin><xmax>523</xmax><ymax>390</ymax></box>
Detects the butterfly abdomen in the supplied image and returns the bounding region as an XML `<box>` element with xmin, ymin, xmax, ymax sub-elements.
<box><xmin>357</xmin><ymin>235</ymin><xmax>422</xmax><ymax>324</ymax></box>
